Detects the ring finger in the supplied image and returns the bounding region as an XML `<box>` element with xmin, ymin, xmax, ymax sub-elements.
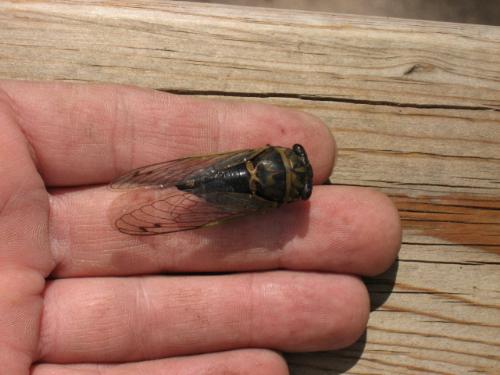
<box><xmin>39</xmin><ymin>271</ymin><xmax>369</xmax><ymax>363</ymax></box>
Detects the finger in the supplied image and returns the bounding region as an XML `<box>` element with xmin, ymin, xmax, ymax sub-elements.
<box><xmin>49</xmin><ymin>185</ymin><xmax>400</xmax><ymax>277</ymax></box>
<box><xmin>0</xmin><ymin>80</ymin><xmax>335</xmax><ymax>186</ymax></box>
<box><xmin>38</xmin><ymin>272</ymin><xmax>369</xmax><ymax>363</ymax></box>
<box><xmin>32</xmin><ymin>349</ymin><xmax>288</xmax><ymax>375</ymax></box>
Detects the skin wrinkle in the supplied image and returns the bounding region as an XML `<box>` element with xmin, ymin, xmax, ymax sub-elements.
<box><xmin>111</xmin><ymin>86</ymin><xmax>133</xmax><ymax>179</ymax></box>
<box><xmin>162</xmin><ymin>129</ymin><xmax>208</xmax><ymax>155</ymax></box>
<box><xmin>214</xmin><ymin>100</ymin><xmax>231</xmax><ymax>152</ymax></box>
<box><xmin>0</xmin><ymin>133</ymin><xmax>34</xmax><ymax>222</ymax></box>
<box><xmin>134</xmin><ymin>277</ymin><xmax>153</xmax><ymax>361</ymax></box>
<box><xmin>47</xmin><ymin>194</ymin><xmax>70</xmax><ymax>272</ymax></box>
<box><xmin>245</xmin><ymin>272</ymin><xmax>256</xmax><ymax>349</ymax></box>
<box><xmin>0</xmin><ymin>171</ymin><xmax>27</xmax><ymax>220</ymax></box>
<box><xmin>95</xmin><ymin>364</ymin><xmax>106</xmax><ymax>375</ymax></box>
<box><xmin>144</xmin><ymin>97</ymin><xmax>185</xmax><ymax>155</ymax></box>
<box><xmin>37</xmin><ymin>280</ymin><xmax>57</xmax><ymax>362</ymax></box>
<box><xmin>167</xmin><ymin>103</ymin><xmax>217</xmax><ymax>154</ymax></box>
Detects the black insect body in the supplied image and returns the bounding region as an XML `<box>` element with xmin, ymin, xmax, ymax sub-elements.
<box><xmin>109</xmin><ymin>144</ymin><xmax>313</xmax><ymax>235</ymax></box>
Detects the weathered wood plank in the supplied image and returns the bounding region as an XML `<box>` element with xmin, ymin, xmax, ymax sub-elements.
<box><xmin>1</xmin><ymin>0</ymin><xmax>499</xmax><ymax>108</ymax></box>
<box><xmin>0</xmin><ymin>1</ymin><xmax>499</xmax><ymax>374</ymax></box>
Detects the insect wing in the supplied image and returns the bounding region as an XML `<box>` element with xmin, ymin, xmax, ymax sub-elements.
<box><xmin>111</xmin><ymin>188</ymin><xmax>277</xmax><ymax>235</ymax></box>
<box><xmin>109</xmin><ymin>147</ymin><xmax>274</xmax><ymax>235</ymax></box>
<box><xmin>110</xmin><ymin>148</ymin><xmax>265</xmax><ymax>190</ymax></box>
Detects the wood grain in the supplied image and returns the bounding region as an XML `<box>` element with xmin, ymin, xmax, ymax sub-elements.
<box><xmin>0</xmin><ymin>1</ymin><xmax>499</xmax><ymax>374</ymax></box>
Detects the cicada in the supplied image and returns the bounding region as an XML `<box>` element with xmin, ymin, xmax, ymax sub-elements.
<box><xmin>109</xmin><ymin>144</ymin><xmax>313</xmax><ymax>235</ymax></box>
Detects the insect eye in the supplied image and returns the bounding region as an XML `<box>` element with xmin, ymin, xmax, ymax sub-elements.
<box><xmin>292</xmin><ymin>144</ymin><xmax>313</xmax><ymax>200</ymax></box>
<box><xmin>293</xmin><ymin>144</ymin><xmax>311</xmax><ymax>166</ymax></box>
<box><xmin>292</xmin><ymin>144</ymin><xmax>306</xmax><ymax>159</ymax></box>
<box><xmin>301</xmin><ymin>179</ymin><xmax>313</xmax><ymax>200</ymax></box>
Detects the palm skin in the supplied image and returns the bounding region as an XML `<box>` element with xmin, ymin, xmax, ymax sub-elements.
<box><xmin>0</xmin><ymin>81</ymin><xmax>400</xmax><ymax>375</ymax></box>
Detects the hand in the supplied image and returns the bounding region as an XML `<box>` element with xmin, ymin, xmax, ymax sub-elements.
<box><xmin>0</xmin><ymin>81</ymin><xmax>400</xmax><ymax>374</ymax></box>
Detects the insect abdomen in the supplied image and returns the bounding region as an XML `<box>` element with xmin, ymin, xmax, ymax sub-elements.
<box><xmin>176</xmin><ymin>164</ymin><xmax>251</xmax><ymax>195</ymax></box>
<box><xmin>176</xmin><ymin>146</ymin><xmax>289</xmax><ymax>204</ymax></box>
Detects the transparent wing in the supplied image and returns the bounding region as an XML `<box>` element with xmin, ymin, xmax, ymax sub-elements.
<box><xmin>110</xmin><ymin>187</ymin><xmax>278</xmax><ymax>235</ymax></box>
<box><xmin>110</xmin><ymin>148</ymin><xmax>265</xmax><ymax>190</ymax></box>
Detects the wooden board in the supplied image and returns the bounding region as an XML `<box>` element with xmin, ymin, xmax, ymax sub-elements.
<box><xmin>0</xmin><ymin>1</ymin><xmax>499</xmax><ymax>373</ymax></box>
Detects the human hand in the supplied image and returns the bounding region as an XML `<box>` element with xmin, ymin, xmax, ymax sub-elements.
<box><xmin>0</xmin><ymin>81</ymin><xmax>400</xmax><ymax>374</ymax></box>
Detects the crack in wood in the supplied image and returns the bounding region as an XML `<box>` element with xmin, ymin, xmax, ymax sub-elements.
<box><xmin>398</xmin><ymin>259</ymin><xmax>499</xmax><ymax>266</ymax></box>
<box><xmin>401</xmin><ymin>217</ymin><xmax>499</xmax><ymax>225</ymax></box>
<box><xmin>161</xmin><ymin>89</ymin><xmax>500</xmax><ymax>112</ymax></box>
<box><xmin>402</xmin><ymin>241</ymin><xmax>500</xmax><ymax>248</ymax></box>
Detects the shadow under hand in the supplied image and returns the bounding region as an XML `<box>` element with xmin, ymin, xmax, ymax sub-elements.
<box><xmin>185</xmin><ymin>199</ymin><xmax>312</xmax><ymax>265</ymax></box>
<box><xmin>364</xmin><ymin>258</ymin><xmax>399</xmax><ymax>311</ymax></box>
<box><xmin>286</xmin><ymin>333</ymin><xmax>366</xmax><ymax>375</ymax></box>
<box><xmin>285</xmin><ymin>259</ymin><xmax>399</xmax><ymax>374</ymax></box>
<box><xmin>120</xmin><ymin>199</ymin><xmax>312</xmax><ymax>274</ymax></box>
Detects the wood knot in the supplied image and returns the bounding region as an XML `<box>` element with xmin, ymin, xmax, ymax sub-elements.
<box><xmin>404</xmin><ymin>63</ymin><xmax>434</xmax><ymax>76</ymax></box>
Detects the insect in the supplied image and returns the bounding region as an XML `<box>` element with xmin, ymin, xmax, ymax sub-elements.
<box><xmin>109</xmin><ymin>144</ymin><xmax>313</xmax><ymax>235</ymax></box>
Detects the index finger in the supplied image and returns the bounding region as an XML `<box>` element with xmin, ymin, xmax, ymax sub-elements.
<box><xmin>0</xmin><ymin>80</ymin><xmax>335</xmax><ymax>186</ymax></box>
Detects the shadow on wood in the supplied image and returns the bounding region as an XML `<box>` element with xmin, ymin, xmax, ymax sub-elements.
<box><xmin>364</xmin><ymin>259</ymin><xmax>399</xmax><ymax>311</ymax></box>
<box><xmin>285</xmin><ymin>261</ymin><xmax>398</xmax><ymax>374</ymax></box>
<box><xmin>286</xmin><ymin>334</ymin><xmax>367</xmax><ymax>375</ymax></box>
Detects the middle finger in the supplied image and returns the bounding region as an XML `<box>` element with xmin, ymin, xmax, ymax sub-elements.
<box><xmin>49</xmin><ymin>185</ymin><xmax>400</xmax><ymax>277</ymax></box>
